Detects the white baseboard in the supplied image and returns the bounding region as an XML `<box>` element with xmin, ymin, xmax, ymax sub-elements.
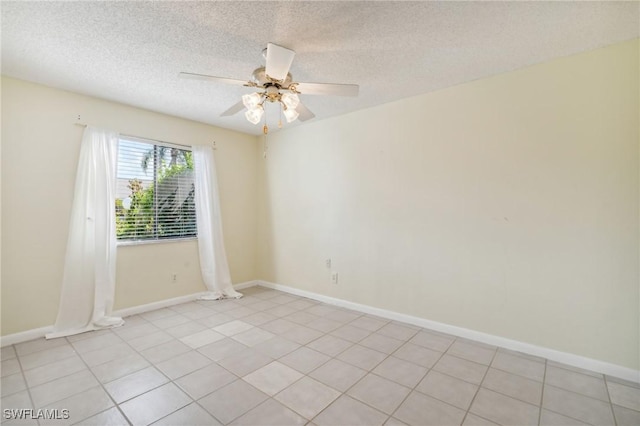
<box><xmin>257</xmin><ymin>280</ymin><xmax>640</xmax><ymax>383</ymax></box>
<box><xmin>233</xmin><ymin>280</ymin><xmax>260</xmax><ymax>291</ymax></box>
<box><xmin>0</xmin><ymin>325</ymin><xmax>55</xmax><ymax>347</ymax></box>
<box><xmin>0</xmin><ymin>281</ymin><xmax>259</xmax><ymax>348</ymax></box>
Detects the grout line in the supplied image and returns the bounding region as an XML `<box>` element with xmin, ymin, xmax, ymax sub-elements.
<box><xmin>460</xmin><ymin>343</ymin><xmax>499</xmax><ymax>425</ymax></box>
<box><xmin>538</xmin><ymin>358</ymin><xmax>548</xmax><ymax>426</ymax></box>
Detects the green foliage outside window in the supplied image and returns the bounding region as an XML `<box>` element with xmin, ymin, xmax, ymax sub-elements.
<box><xmin>116</xmin><ymin>147</ymin><xmax>196</xmax><ymax>241</ymax></box>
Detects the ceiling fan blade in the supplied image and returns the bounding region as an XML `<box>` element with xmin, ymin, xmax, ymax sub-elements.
<box><xmin>296</xmin><ymin>102</ymin><xmax>316</xmax><ymax>122</ymax></box>
<box><xmin>265</xmin><ymin>43</ymin><xmax>295</xmax><ymax>82</ymax></box>
<box><xmin>292</xmin><ymin>82</ymin><xmax>359</xmax><ymax>97</ymax></box>
<box><xmin>179</xmin><ymin>72</ymin><xmax>248</xmax><ymax>86</ymax></box>
<box><xmin>220</xmin><ymin>100</ymin><xmax>245</xmax><ymax>117</ymax></box>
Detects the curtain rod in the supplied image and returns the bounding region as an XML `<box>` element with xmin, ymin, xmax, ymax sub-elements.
<box><xmin>73</xmin><ymin>122</ymin><xmax>216</xmax><ymax>150</ymax></box>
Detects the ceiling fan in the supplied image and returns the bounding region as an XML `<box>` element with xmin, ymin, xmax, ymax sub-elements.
<box><xmin>179</xmin><ymin>43</ymin><xmax>359</xmax><ymax>133</ymax></box>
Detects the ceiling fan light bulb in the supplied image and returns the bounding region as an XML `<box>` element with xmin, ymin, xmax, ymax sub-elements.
<box><xmin>283</xmin><ymin>107</ymin><xmax>299</xmax><ymax>123</ymax></box>
<box><xmin>245</xmin><ymin>106</ymin><xmax>264</xmax><ymax>124</ymax></box>
<box><xmin>242</xmin><ymin>92</ymin><xmax>262</xmax><ymax>109</ymax></box>
<box><xmin>281</xmin><ymin>92</ymin><xmax>300</xmax><ymax>109</ymax></box>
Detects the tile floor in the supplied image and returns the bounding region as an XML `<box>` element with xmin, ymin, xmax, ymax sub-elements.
<box><xmin>1</xmin><ymin>286</ymin><xmax>639</xmax><ymax>426</ymax></box>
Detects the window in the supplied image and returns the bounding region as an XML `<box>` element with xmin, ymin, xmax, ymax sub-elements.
<box><xmin>115</xmin><ymin>137</ymin><xmax>196</xmax><ymax>242</ymax></box>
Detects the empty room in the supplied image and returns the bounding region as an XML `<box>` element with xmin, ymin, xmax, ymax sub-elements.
<box><xmin>1</xmin><ymin>1</ymin><xmax>638</xmax><ymax>425</ymax></box>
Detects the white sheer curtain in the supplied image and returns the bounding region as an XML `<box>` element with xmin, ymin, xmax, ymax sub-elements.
<box><xmin>193</xmin><ymin>145</ymin><xmax>242</xmax><ymax>300</ymax></box>
<box><xmin>46</xmin><ymin>127</ymin><xmax>124</xmax><ymax>339</ymax></box>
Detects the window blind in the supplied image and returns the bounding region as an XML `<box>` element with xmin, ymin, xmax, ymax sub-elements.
<box><xmin>115</xmin><ymin>137</ymin><xmax>196</xmax><ymax>242</ymax></box>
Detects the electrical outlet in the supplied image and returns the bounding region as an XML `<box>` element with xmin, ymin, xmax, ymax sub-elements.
<box><xmin>331</xmin><ymin>272</ymin><xmax>338</xmax><ymax>284</ymax></box>
<box><xmin>171</xmin><ymin>273</ymin><xmax>178</xmax><ymax>284</ymax></box>
<box><xmin>325</xmin><ymin>258</ymin><xmax>332</xmax><ymax>269</ymax></box>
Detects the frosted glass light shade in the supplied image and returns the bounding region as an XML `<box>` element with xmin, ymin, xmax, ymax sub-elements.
<box><xmin>283</xmin><ymin>106</ymin><xmax>299</xmax><ymax>123</ymax></box>
<box><xmin>245</xmin><ymin>106</ymin><xmax>264</xmax><ymax>124</ymax></box>
<box><xmin>281</xmin><ymin>92</ymin><xmax>300</xmax><ymax>110</ymax></box>
<box><xmin>242</xmin><ymin>92</ymin><xmax>262</xmax><ymax>109</ymax></box>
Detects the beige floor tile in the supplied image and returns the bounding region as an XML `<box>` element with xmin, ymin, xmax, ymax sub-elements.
<box><xmin>91</xmin><ymin>353</ymin><xmax>150</xmax><ymax>383</ymax></box>
<box><xmin>198</xmin><ymin>313</ymin><xmax>235</xmax><ymax>328</ymax></box>
<box><xmin>30</xmin><ymin>370</ymin><xmax>98</xmax><ymax>408</ymax></box>
<box><xmin>148</xmin><ymin>313</ymin><xmax>191</xmax><ymax>329</ymax></box>
<box><xmin>165</xmin><ymin>321</ymin><xmax>207</xmax><ymax>338</ymax></box>
<box><xmin>155</xmin><ymin>351</ymin><xmax>211</xmax><ymax>380</ymax></box>
<box><xmin>1</xmin><ymin>345</ymin><xmax>17</xmax><ymax>361</ymax></box>
<box><xmin>545</xmin><ymin>365</ymin><xmax>608</xmax><ymax>401</ymax></box>
<box><xmin>542</xmin><ymin>385</ymin><xmax>615</xmax><ymax>425</ymax></box>
<box><xmin>330</xmin><ymin>324</ymin><xmax>371</xmax><ymax>343</ymax></box>
<box><xmin>1</xmin><ymin>373</ymin><xmax>27</xmax><ymax>397</ymax></box>
<box><xmin>70</xmin><ymin>333</ymin><xmax>123</xmax><ymax>354</ymax></box>
<box><xmin>393</xmin><ymin>342</ymin><xmax>443</xmax><ymax>368</ymax></box>
<box><xmin>43</xmin><ymin>386</ymin><xmax>113</xmax><ymax>426</ymax></box>
<box><xmin>179</xmin><ymin>329</ymin><xmax>225</xmax><ymax>349</ymax></box>
<box><xmin>539</xmin><ymin>409</ymin><xmax>590</xmax><ymax>425</ymax></box>
<box><xmin>433</xmin><ymin>354</ymin><xmax>488</xmax><ymax>385</ymax></box>
<box><xmin>470</xmin><ymin>388</ymin><xmax>539</xmax><ymax>425</ymax></box>
<box><xmin>373</xmin><ymin>356</ymin><xmax>428</xmax><ymax>388</ymax></box>
<box><xmin>217</xmin><ymin>348</ymin><xmax>273</xmax><ymax>376</ymax></box>
<box><xmin>197</xmin><ymin>337</ymin><xmax>249</xmax><ymax>361</ymax></box>
<box><xmin>119</xmin><ymin>382</ymin><xmax>191</xmax><ymax>426</ymax></box>
<box><xmin>241</xmin><ymin>312</ymin><xmax>278</xmax><ymax>326</ymax></box>
<box><xmin>481</xmin><ymin>367</ymin><xmax>542</xmax><ymax>406</ymax></box>
<box><xmin>174</xmin><ymin>363</ymin><xmax>236</xmax><ymax>399</ymax></box>
<box><xmin>462</xmin><ymin>413</ymin><xmax>499</xmax><ymax>425</ymax></box>
<box><xmin>154</xmin><ymin>402</ymin><xmax>222</xmax><ymax>426</ymax></box>
<box><xmin>409</xmin><ymin>331</ymin><xmax>455</xmax><ymax>352</ymax></box>
<box><xmin>128</xmin><ymin>331</ymin><xmax>174</xmax><ymax>351</ymax></box>
<box><xmin>446</xmin><ymin>340</ymin><xmax>496</xmax><ymax>365</ymax></box>
<box><xmin>15</xmin><ymin>337</ymin><xmax>68</xmax><ymax>356</ymax></box>
<box><xmin>394</xmin><ymin>391</ymin><xmax>466</xmax><ymax>426</ymax></box>
<box><xmin>24</xmin><ymin>355</ymin><xmax>87</xmax><ymax>388</ymax></box>
<box><xmin>312</xmin><ymin>395</ymin><xmax>387</xmax><ymax>426</ymax></box>
<box><xmin>608</xmin><ymin>381</ymin><xmax>640</xmax><ymax>411</ymax></box>
<box><xmin>491</xmin><ymin>351</ymin><xmax>545</xmax><ymax>382</ymax></box>
<box><xmin>275</xmin><ymin>376</ymin><xmax>340</xmax><ymax>419</ymax></box>
<box><xmin>377</xmin><ymin>323</ymin><xmax>419</xmax><ymax>341</ymax></box>
<box><xmin>337</xmin><ymin>345</ymin><xmax>387</xmax><ymax>371</ymax></box>
<box><xmin>104</xmin><ymin>366</ymin><xmax>168</xmax><ymax>403</ymax></box>
<box><xmin>114</xmin><ymin>322</ymin><xmax>160</xmax><ymax>341</ymax></box>
<box><xmin>140</xmin><ymin>340</ymin><xmax>191</xmax><ymax>364</ymax></box>
<box><xmin>252</xmin><ymin>336</ymin><xmax>301</xmax><ymax>359</ymax></box>
<box><xmin>213</xmin><ymin>320</ymin><xmax>254</xmax><ymax>336</ymax></box>
<box><xmin>279</xmin><ymin>347</ymin><xmax>330</xmax><ymax>374</ymax></box>
<box><xmin>198</xmin><ymin>379</ymin><xmax>268</xmax><ymax>424</ymax></box>
<box><xmin>416</xmin><ymin>370</ymin><xmax>478</xmax><ymax>410</ymax></box>
<box><xmin>613</xmin><ymin>404</ymin><xmax>640</xmax><ymax>426</ymax></box>
<box><xmin>80</xmin><ymin>342</ymin><xmax>135</xmax><ymax>367</ymax></box>
<box><xmin>243</xmin><ymin>361</ymin><xmax>303</xmax><ymax>396</ymax></box>
<box><xmin>347</xmin><ymin>373</ymin><xmax>411</xmax><ymax>414</ymax></box>
<box><xmin>305</xmin><ymin>317</ymin><xmax>343</xmax><ymax>333</ymax></box>
<box><xmin>309</xmin><ymin>358</ymin><xmax>367</xmax><ymax>392</ymax></box>
<box><xmin>231</xmin><ymin>327</ymin><xmax>275</xmax><ymax>346</ymax></box>
<box><xmin>19</xmin><ymin>345</ymin><xmax>77</xmax><ymax>371</ymax></box>
<box><xmin>81</xmin><ymin>406</ymin><xmax>129</xmax><ymax>425</ymax></box>
<box><xmin>349</xmin><ymin>316</ymin><xmax>388</xmax><ymax>332</ymax></box>
<box><xmin>281</xmin><ymin>325</ymin><xmax>323</xmax><ymax>345</ymax></box>
<box><xmin>307</xmin><ymin>334</ymin><xmax>352</xmax><ymax>357</ymax></box>
<box><xmin>230</xmin><ymin>398</ymin><xmax>307</xmax><ymax>426</ymax></box>
<box><xmin>359</xmin><ymin>333</ymin><xmax>404</xmax><ymax>354</ymax></box>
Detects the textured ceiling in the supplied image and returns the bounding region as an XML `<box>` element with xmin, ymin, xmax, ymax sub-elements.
<box><xmin>2</xmin><ymin>1</ymin><xmax>638</xmax><ymax>136</ymax></box>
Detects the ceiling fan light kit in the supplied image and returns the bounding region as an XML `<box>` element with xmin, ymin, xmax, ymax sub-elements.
<box><xmin>180</xmin><ymin>42</ymin><xmax>359</xmax><ymax>133</ymax></box>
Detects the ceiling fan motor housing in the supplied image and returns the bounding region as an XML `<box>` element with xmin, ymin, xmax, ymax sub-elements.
<box><xmin>251</xmin><ymin>67</ymin><xmax>292</xmax><ymax>88</ymax></box>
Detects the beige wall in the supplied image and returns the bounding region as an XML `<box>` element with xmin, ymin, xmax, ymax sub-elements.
<box><xmin>256</xmin><ymin>40</ymin><xmax>640</xmax><ymax>369</ymax></box>
<box><xmin>1</xmin><ymin>78</ymin><xmax>259</xmax><ymax>335</ymax></box>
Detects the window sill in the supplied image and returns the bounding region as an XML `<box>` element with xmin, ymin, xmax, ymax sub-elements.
<box><xmin>117</xmin><ymin>237</ymin><xmax>197</xmax><ymax>247</ymax></box>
